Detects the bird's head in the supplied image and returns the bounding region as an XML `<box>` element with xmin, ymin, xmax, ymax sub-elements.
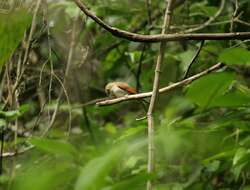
<box><xmin>105</xmin><ymin>82</ymin><xmax>114</xmax><ymax>96</ymax></box>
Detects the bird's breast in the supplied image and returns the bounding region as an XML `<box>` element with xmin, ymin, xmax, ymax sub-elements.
<box><xmin>111</xmin><ymin>86</ymin><xmax>128</xmax><ymax>97</ymax></box>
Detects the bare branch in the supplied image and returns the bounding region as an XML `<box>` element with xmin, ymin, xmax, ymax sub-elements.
<box><xmin>2</xmin><ymin>145</ymin><xmax>34</xmax><ymax>158</ymax></box>
<box><xmin>183</xmin><ymin>40</ymin><xmax>205</xmax><ymax>79</ymax></box>
<box><xmin>73</xmin><ymin>0</ymin><xmax>250</xmax><ymax>43</ymax></box>
<box><xmin>146</xmin><ymin>1</ymin><xmax>175</xmax><ymax>188</ymax></box>
<box><xmin>96</xmin><ymin>63</ymin><xmax>224</xmax><ymax>106</ymax></box>
<box><xmin>146</xmin><ymin>0</ymin><xmax>152</xmax><ymax>26</ymax></box>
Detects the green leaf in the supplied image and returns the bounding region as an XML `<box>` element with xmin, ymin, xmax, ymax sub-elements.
<box><xmin>0</xmin><ymin>104</ymin><xmax>29</xmax><ymax>121</ymax></box>
<box><xmin>74</xmin><ymin>145</ymin><xmax>124</xmax><ymax>190</ymax></box>
<box><xmin>0</xmin><ymin>119</ymin><xmax>6</xmax><ymax>129</ymax></box>
<box><xmin>232</xmin><ymin>162</ymin><xmax>247</xmax><ymax>181</ymax></box>
<box><xmin>219</xmin><ymin>48</ymin><xmax>250</xmax><ymax>65</ymax></box>
<box><xmin>125</xmin><ymin>51</ymin><xmax>142</xmax><ymax>64</ymax></box>
<box><xmin>29</xmin><ymin>137</ymin><xmax>78</xmax><ymax>158</ymax></box>
<box><xmin>105</xmin><ymin>122</ymin><xmax>117</xmax><ymax>135</ymax></box>
<box><xmin>12</xmin><ymin>161</ymin><xmax>74</xmax><ymax>190</ymax></box>
<box><xmin>0</xmin><ymin>10</ymin><xmax>32</xmax><ymax>69</ymax></box>
<box><xmin>19</xmin><ymin>104</ymin><xmax>30</xmax><ymax>114</ymax></box>
<box><xmin>0</xmin><ymin>110</ymin><xmax>21</xmax><ymax>120</ymax></box>
<box><xmin>233</xmin><ymin>148</ymin><xmax>249</xmax><ymax>166</ymax></box>
<box><xmin>105</xmin><ymin>173</ymin><xmax>153</xmax><ymax>190</ymax></box>
<box><xmin>63</xmin><ymin>2</ymin><xmax>80</xmax><ymax>18</ymax></box>
<box><xmin>200</xmin><ymin>6</ymin><xmax>218</xmax><ymax>17</ymax></box>
<box><xmin>176</xmin><ymin>50</ymin><xmax>196</xmax><ymax>70</ymax></box>
<box><xmin>0</xmin><ymin>174</ymin><xmax>9</xmax><ymax>185</ymax></box>
<box><xmin>210</xmin><ymin>90</ymin><xmax>250</xmax><ymax>107</ymax></box>
<box><xmin>206</xmin><ymin>160</ymin><xmax>220</xmax><ymax>172</ymax></box>
<box><xmin>203</xmin><ymin>150</ymin><xmax>235</xmax><ymax>164</ymax></box>
<box><xmin>190</xmin><ymin>3</ymin><xmax>217</xmax><ymax>17</ymax></box>
<box><xmin>186</xmin><ymin>72</ymin><xmax>235</xmax><ymax>108</ymax></box>
<box><xmin>117</xmin><ymin>125</ymin><xmax>145</xmax><ymax>141</ymax></box>
<box><xmin>243</xmin><ymin>186</ymin><xmax>250</xmax><ymax>190</ymax></box>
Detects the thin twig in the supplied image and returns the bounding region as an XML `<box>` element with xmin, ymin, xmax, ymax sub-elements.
<box><xmin>0</xmin><ymin>128</ymin><xmax>4</xmax><ymax>175</ymax></box>
<box><xmin>96</xmin><ymin>63</ymin><xmax>224</xmax><ymax>106</ymax></box>
<box><xmin>2</xmin><ymin>145</ymin><xmax>34</xmax><ymax>158</ymax></box>
<box><xmin>236</xmin><ymin>19</ymin><xmax>250</xmax><ymax>27</ymax></box>
<box><xmin>116</xmin><ymin>47</ymin><xmax>136</xmax><ymax>77</ymax></box>
<box><xmin>230</xmin><ymin>0</ymin><xmax>239</xmax><ymax>33</ymax></box>
<box><xmin>184</xmin><ymin>0</ymin><xmax>226</xmax><ymax>33</ymax></box>
<box><xmin>64</xmin><ymin>15</ymin><xmax>79</xmax><ymax>138</ymax></box>
<box><xmin>12</xmin><ymin>0</ymin><xmax>42</xmax><ymax>93</ymax></box>
<box><xmin>42</xmin><ymin>14</ymin><xmax>78</xmax><ymax>137</ymax></box>
<box><xmin>38</xmin><ymin>0</ymin><xmax>55</xmax><ymax>134</ymax></box>
<box><xmin>2</xmin><ymin>0</ymin><xmax>42</xmax><ymax>110</ymax></box>
<box><xmin>136</xmin><ymin>45</ymin><xmax>146</xmax><ymax>91</ymax></box>
<box><xmin>230</xmin><ymin>0</ymin><xmax>239</xmax><ymax>46</ymax></box>
<box><xmin>82</xmin><ymin>107</ymin><xmax>96</xmax><ymax>144</ymax></box>
<box><xmin>42</xmin><ymin>73</ymin><xmax>72</xmax><ymax>137</ymax></box>
<box><xmin>183</xmin><ymin>40</ymin><xmax>205</xmax><ymax>79</ymax></box>
<box><xmin>146</xmin><ymin>0</ymin><xmax>152</xmax><ymax>26</ymax></box>
<box><xmin>77</xmin><ymin>97</ymin><xmax>111</xmax><ymax>107</ymax></box>
<box><xmin>0</xmin><ymin>67</ymin><xmax>7</xmax><ymax>101</ymax></box>
<box><xmin>13</xmin><ymin>52</ymin><xmax>22</xmax><ymax>152</ymax></box>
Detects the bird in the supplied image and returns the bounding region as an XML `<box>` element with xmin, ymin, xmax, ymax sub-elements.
<box><xmin>105</xmin><ymin>81</ymin><xmax>149</xmax><ymax>114</ymax></box>
<box><xmin>105</xmin><ymin>82</ymin><xmax>137</xmax><ymax>98</ymax></box>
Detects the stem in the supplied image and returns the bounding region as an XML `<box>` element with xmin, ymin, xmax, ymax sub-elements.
<box><xmin>183</xmin><ymin>40</ymin><xmax>205</xmax><ymax>79</ymax></box>
<box><xmin>0</xmin><ymin>128</ymin><xmax>4</xmax><ymax>175</ymax></box>
<box><xmin>146</xmin><ymin>1</ymin><xmax>174</xmax><ymax>189</ymax></box>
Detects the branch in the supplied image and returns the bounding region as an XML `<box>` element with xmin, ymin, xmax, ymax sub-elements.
<box><xmin>0</xmin><ymin>129</ymin><xmax>4</xmax><ymax>175</ymax></box>
<box><xmin>184</xmin><ymin>0</ymin><xmax>225</xmax><ymax>33</ymax></box>
<box><xmin>146</xmin><ymin>0</ymin><xmax>152</xmax><ymax>25</ymax></box>
<box><xmin>136</xmin><ymin>45</ymin><xmax>146</xmax><ymax>91</ymax></box>
<box><xmin>2</xmin><ymin>145</ymin><xmax>34</xmax><ymax>158</ymax></box>
<box><xmin>96</xmin><ymin>63</ymin><xmax>224</xmax><ymax>106</ymax></box>
<box><xmin>183</xmin><ymin>40</ymin><xmax>205</xmax><ymax>79</ymax></box>
<box><xmin>73</xmin><ymin>0</ymin><xmax>250</xmax><ymax>43</ymax></box>
<box><xmin>146</xmin><ymin>1</ymin><xmax>174</xmax><ymax>189</ymax></box>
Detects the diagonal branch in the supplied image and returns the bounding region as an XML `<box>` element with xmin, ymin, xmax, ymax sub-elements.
<box><xmin>183</xmin><ymin>40</ymin><xmax>205</xmax><ymax>79</ymax></box>
<box><xmin>96</xmin><ymin>63</ymin><xmax>224</xmax><ymax>106</ymax></box>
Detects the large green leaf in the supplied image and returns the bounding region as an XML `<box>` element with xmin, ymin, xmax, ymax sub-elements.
<box><xmin>74</xmin><ymin>145</ymin><xmax>124</xmax><ymax>190</ymax></box>
<box><xmin>29</xmin><ymin>137</ymin><xmax>78</xmax><ymax>159</ymax></box>
<box><xmin>233</xmin><ymin>148</ymin><xmax>248</xmax><ymax>166</ymax></box>
<box><xmin>219</xmin><ymin>48</ymin><xmax>250</xmax><ymax>65</ymax></box>
<box><xmin>186</xmin><ymin>72</ymin><xmax>235</xmax><ymax>108</ymax></box>
<box><xmin>0</xmin><ymin>10</ymin><xmax>32</xmax><ymax>69</ymax></box>
<box><xmin>12</xmin><ymin>160</ymin><xmax>75</xmax><ymax>190</ymax></box>
<box><xmin>105</xmin><ymin>173</ymin><xmax>153</xmax><ymax>190</ymax></box>
<box><xmin>203</xmin><ymin>150</ymin><xmax>235</xmax><ymax>165</ymax></box>
<box><xmin>210</xmin><ymin>90</ymin><xmax>250</xmax><ymax>107</ymax></box>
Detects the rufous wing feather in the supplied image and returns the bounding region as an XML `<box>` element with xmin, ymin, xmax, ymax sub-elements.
<box><xmin>117</xmin><ymin>82</ymin><xmax>137</xmax><ymax>94</ymax></box>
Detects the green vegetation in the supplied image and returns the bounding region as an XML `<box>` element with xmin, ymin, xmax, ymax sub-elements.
<box><xmin>0</xmin><ymin>0</ymin><xmax>250</xmax><ymax>190</ymax></box>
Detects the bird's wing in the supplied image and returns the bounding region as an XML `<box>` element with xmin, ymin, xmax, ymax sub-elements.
<box><xmin>117</xmin><ymin>82</ymin><xmax>137</xmax><ymax>94</ymax></box>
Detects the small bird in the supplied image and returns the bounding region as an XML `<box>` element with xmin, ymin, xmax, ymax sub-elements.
<box><xmin>105</xmin><ymin>82</ymin><xmax>137</xmax><ymax>98</ymax></box>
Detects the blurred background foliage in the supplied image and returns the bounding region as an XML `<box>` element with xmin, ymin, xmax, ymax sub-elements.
<box><xmin>0</xmin><ymin>0</ymin><xmax>250</xmax><ymax>190</ymax></box>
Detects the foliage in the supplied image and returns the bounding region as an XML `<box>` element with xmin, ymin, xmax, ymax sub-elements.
<box><xmin>0</xmin><ymin>0</ymin><xmax>250</xmax><ymax>190</ymax></box>
<box><xmin>0</xmin><ymin>10</ymin><xmax>31</xmax><ymax>70</ymax></box>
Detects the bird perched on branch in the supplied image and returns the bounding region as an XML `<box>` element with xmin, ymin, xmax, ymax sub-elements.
<box><xmin>105</xmin><ymin>82</ymin><xmax>149</xmax><ymax>114</ymax></box>
<box><xmin>105</xmin><ymin>82</ymin><xmax>137</xmax><ymax>98</ymax></box>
